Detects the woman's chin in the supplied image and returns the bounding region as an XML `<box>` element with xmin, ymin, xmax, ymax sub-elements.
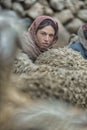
<box><xmin>40</xmin><ymin>46</ymin><xmax>48</xmax><ymax>51</ymax></box>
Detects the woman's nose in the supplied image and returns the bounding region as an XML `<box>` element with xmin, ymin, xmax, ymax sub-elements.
<box><xmin>45</xmin><ymin>35</ymin><xmax>49</xmax><ymax>41</ymax></box>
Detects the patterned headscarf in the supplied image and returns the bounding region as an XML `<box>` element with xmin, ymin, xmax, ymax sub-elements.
<box><xmin>69</xmin><ymin>24</ymin><xmax>87</xmax><ymax>50</ymax></box>
<box><xmin>20</xmin><ymin>16</ymin><xmax>58</xmax><ymax>61</ymax></box>
<box><xmin>28</xmin><ymin>15</ymin><xmax>58</xmax><ymax>49</ymax></box>
<box><xmin>78</xmin><ymin>24</ymin><xmax>87</xmax><ymax>49</ymax></box>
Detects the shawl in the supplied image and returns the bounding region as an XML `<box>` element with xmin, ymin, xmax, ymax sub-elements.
<box><xmin>69</xmin><ymin>24</ymin><xmax>87</xmax><ymax>50</ymax></box>
<box><xmin>20</xmin><ymin>15</ymin><xmax>58</xmax><ymax>61</ymax></box>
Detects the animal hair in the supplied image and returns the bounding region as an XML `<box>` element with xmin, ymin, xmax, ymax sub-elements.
<box><xmin>0</xmin><ymin>10</ymin><xmax>87</xmax><ymax>130</ymax></box>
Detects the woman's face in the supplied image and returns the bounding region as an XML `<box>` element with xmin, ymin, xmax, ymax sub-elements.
<box><xmin>36</xmin><ymin>25</ymin><xmax>55</xmax><ymax>49</ymax></box>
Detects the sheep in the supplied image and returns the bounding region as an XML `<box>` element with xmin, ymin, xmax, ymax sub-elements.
<box><xmin>0</xmin><ymin>10</ymin><xmax>87</xmax><ymax>130</ymax></box>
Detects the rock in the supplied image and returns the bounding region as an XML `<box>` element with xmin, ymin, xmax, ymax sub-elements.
<box><xmin>25</xmin><ymin>2</ymin><xmax>44</xmax><ymax>19</ymax></box>
<box><xmin>66</xmin><ymin>18</ymin><xmax>84</xmax><ymax>33</ymax></box>
<box><xmin>12</xmin><ymin>2</ymin><xmax>24</xmax><ymax>16</ymax></box>
<box><xmin>50</xmin><ymin>0</ymin><xmax>65</xmax><ymax>11</ymax></box>
<box><xmin>77</xmin><ymin>9</ymin><xmax>87</xmax><ymax>22</ymax></box>
<box><xmin>55</xmin><ymin>9</ymin><xmax>74</xmax><ymax>24</ymax></box>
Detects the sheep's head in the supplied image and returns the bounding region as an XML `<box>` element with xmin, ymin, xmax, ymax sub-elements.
<box><xmin>0</xmin><ymin>10</ymin><xmax>26</xmax><ymax>65</ymax></box>
<box><xmin>0</xmin><ymin>10</ymin><xmax>26</xmax><ymax>101</ymax></box>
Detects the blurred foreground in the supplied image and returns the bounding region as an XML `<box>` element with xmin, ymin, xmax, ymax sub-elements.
<box><xmin>0</xmin><ymin>10</ymin><xmax>87</xmax><ymax>130</ymax></box>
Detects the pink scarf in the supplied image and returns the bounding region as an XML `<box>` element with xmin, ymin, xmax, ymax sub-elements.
<box><xmin>21</xmin><ymin>15</ymin><xmax>58</xmax><ymax>61</ymax></box>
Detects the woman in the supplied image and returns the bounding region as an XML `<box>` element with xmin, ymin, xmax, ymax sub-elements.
<box><xmin>68</xmin><ymin>24</ymin><xmax>87</xmax><ymax>59</ymax></box>
<box><xmin>20</xmin><ymin>15</ymin><xmax>58</xmax><ymax>62</ymax></box>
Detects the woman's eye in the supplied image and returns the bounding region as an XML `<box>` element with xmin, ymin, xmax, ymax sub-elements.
<box><xmin>41</xmin><ymin>32</ymin><xmax>46</xmax><ymax>36</ymax></box>
<box><xmin>50</xmin><ymin>34</ymin><xmax>54</xmax><ymax>37</ymax></box>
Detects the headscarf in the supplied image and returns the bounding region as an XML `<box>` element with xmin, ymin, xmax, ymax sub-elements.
<box><xmin>28</xmin><ymin>15</ymin><xmax>58</xmax><ymax>47</ymax></box>
<box><xmin>78</xmin><ymin>24</ymin><xmax>87</xmax><ymax>49</ymax></box>
<box><xmin>20</xmin><ymin>15</ymin><xmax>58</xmax><ymax>61</ymax></box>
<box><xmin>69</xmin><ymin>24</ymin><xmax>87</xmax><ymax>49</ymax></box>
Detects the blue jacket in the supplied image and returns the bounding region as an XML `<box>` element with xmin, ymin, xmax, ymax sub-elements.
<box><xmin>68</xmin><ymin>42</ymin><xmax>87</xmax><ymax>59</ymax></box>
